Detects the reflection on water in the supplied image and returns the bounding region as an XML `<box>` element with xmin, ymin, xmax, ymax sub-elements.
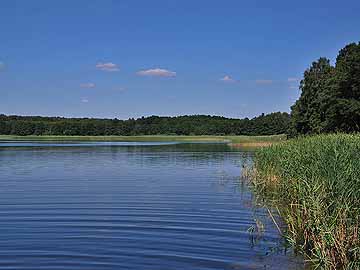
<box><xmin>0</xmin><ymin>142</ymin><xmax>304</xmax><ymax>269</ymax></box>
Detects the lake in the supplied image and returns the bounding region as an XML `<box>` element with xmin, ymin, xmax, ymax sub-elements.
<box><xmin>0</xmin><ymin>142</ymin><xmax>304</xmax><ymax>269</ymax></box>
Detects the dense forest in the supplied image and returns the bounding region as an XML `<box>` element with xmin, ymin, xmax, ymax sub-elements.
<box><xmin>0</xmin><ymin>112</ymin><xmax>290</xmax><ymax>136</ymax></box>
<box><xmin>291</xmin><ymin>42</ymin><xmax>360</xmax><ymax>135</ymax></box>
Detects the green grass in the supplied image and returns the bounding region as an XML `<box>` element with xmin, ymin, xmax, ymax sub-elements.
<box><xmin>0</xmin><ymin>134</ymin><xmax>286</xmax><ymax>144</ymax></box>
<box><xmin>252</xmin><ymin>134</ymin><xmax>360</xmax><ymax>269</ymax></box>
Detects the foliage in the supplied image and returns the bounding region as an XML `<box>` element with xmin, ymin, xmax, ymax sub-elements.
<box><xmin>0</xmin><ymin>112</ymin><xmax>290</xmax><ymax>136</ymax></box>
<box><xmin>253</xmin><ymin>134</ymin><xmax>360</xmax><ymax>269</ymax></box>
<box><xmin>291</xmin><ymin>42</ymin><xmax>360</xmax><ymax>135</ymax></box>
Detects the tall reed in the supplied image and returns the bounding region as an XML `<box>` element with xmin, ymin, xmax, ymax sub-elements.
<box><xmin>252</xmin><ymin>134</ymin><xmax>360</xmax><ymax>269</ymax></box>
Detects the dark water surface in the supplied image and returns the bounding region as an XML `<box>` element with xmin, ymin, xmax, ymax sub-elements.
<box><xmin>0</xmin><ymin>142</ymin><xmax>304</xmax><ymax>270</ymax></box>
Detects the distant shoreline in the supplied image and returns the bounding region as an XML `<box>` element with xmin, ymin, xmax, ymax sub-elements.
<box><xmin>0</xmin><ymin>134</ymin><xmax>286</xmax><ymax>145</ymax></box>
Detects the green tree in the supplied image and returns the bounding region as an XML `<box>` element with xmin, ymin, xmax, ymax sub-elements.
<box><xmin>291</xmin><ymin>57</ymin><xmax>333</xmax><ymax>134</ymax></box>
<box><xmin>291</xmin><ymin>42</ymin><xmax>360</xmax><ymax>135</ymax></box>
<box><xmin>323</xmin><ymin>42</ymin><xmax>360</xmax><ymax>132</ymax></box>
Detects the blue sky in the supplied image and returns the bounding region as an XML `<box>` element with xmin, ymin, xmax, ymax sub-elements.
<box><xmin>1</xmin><ymin>1</ymin><xmax>360</xmax><ymax>119</ymax></box>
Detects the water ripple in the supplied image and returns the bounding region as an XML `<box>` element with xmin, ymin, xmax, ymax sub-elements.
<box><xmin>0</xmin><ymin>143</ymin><xmax>304</xmax><ymax>269</ymax></box>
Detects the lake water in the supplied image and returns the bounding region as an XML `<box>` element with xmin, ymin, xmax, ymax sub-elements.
<box><xmin>0</xmin><ymin>142</ymin><xmax>304</xmax><ymax>270</ymax></box>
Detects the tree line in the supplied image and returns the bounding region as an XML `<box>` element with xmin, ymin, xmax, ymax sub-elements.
<box><xmin>0</xmin><ymin>112</ymin><xmax>290</xmax><ymax>136</ymax></box>
<box><xmin>291</xmin><ymin>42</ymin><xmax>360</xmax><ymax>135</ymax></box>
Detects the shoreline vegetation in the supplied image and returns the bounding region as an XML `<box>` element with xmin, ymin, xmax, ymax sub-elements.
<box><xmin>0</xmin><ymin>134</ymin><xmax>286</xmax><ymax>145</ymax></box>
<box><xmin>0</xmin><ymin>113</ymin><xmax>290</xmax><ymax>137</ymax></box>
<box><xmin>252</xmin><ymin>134</ymin><xmax>360</xmax><ymax>269</ymax></box>
<box><xmin>249</xmin><ymin>42</ymin><xmax>360</xmax><ymax>269</ymax></box>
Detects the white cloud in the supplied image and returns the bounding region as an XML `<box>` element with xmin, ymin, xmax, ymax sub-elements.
<box><xmin>80</xmin><ymin>83</ymin><xmax>96</xmax><ymax>88</ymax></box>
<box><xmin>256</xmin><ymin>79</ymin><xmax>273</xmax><ymax>85</ymax></box>
<box><xmin>288</xmin><ymin>77</ymin><xmax>299</xmax><ymax>82</ymax></box>
<box><xmin>81</xmin><ymin>98</ymin><xmax>89</xmax><ymax>103</ymax></box>
<box><xmin>137</xmin><ymin>68</ymin><xmax>176</xmax><ymax>77</ymax></box>
<box><xmin>220</xmin><ymin>75</ymin><xmax>236</xmax><ymax>83</ymax></box>
<box><xmin>289</xmin><ymin>85</ymin><xmax>299</xmax><ymax>90</ymax></box>
<box><xmin>96</xmin><ymin>62</ymin><xmax>120</xmax><ymax>72</ymax></box>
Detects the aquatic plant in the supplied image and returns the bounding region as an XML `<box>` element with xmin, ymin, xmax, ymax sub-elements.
<box><xmin>252</xmin><ymin>134</ymin><xmax>360</xmax><ymax>269</ymax></box>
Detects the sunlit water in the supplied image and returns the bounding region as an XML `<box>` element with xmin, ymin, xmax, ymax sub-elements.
<box><xmin>0</xmin><ymin>142</ymin><xmax>304</xmax><ymax>269</ymax></box>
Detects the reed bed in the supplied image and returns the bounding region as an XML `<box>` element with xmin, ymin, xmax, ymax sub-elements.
<box><xmin>252</xmin><ymin>134</ymin><xmax>360</xmax><ymax>269</ymax></box>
